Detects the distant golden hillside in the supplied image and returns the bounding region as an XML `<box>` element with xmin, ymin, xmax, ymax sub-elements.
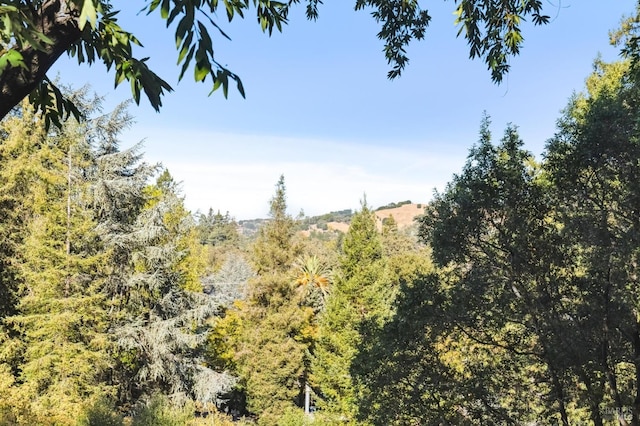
<box><xmin>373</xmin><ymin>203</ymin><xmax>426</xmax><ymax>230</ymax></box>
<box><xmin>325</xmin><ymin>203</ymin><xmax>425</xmax><ymax>233</ymax></box>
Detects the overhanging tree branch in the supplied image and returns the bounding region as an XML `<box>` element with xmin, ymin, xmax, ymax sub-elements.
<box><xmin>0</xmin><ymin>0</ymin><xmax>82</xmax><ymax>119</ymax></box>
<box><xmin>0</xmin><ymin>0</ymin><xmax>552</xmax><ymax>127</ymax></box>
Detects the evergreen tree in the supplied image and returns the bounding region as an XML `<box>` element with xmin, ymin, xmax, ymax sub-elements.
<box><xmin>145</xmin><ymin>169</ymin><xmax>207</xmax><ymax>293</ymax></box>
<box><xmin>353</xmin><ymin>270</ymin><xmax>458</xmax><ymax>425</ymax></box>
<box><xmin>0</xmin><ymin>99</ymin><xmax>112</xmax><ymax>424</ymax></box>
<box><xmin>252</xmin><ymin>175</ymin><xmax>299</xmax><ymax>276</ymax></box>
<box><xmin>312</xmin><ymin>201</ymin><xmax>387</xmax><ymax>422</ymax></box>
<box><xmin>198</xmin><ymin>209</ymin><xmax>240</xmax><ymax>247</ymax></box>
<box><xmin>198</xmin><ymin>208</ymin><xmax>242</xmax><ymax>275</ymax></box>
<box><xmin>94</xmin><ymin>148</ymin><xmax>232</xmax><ymax>408</ymax></box>
<box><xmin>0</xmin><ymin>92</ymin><xmax>237</xmax><ymax>422</ymax></box>
<box><xmin>416</xmin><ymin>114</ymin><xmax>639</xmax><ymax>424</ymax></box>
<box><xmin>236</xmin><ymin>175</ymin><xmax>309</xmax><ymax>424</ymax></box>
<box><xmin>204</xmin><ymin>254</ymin><xmax>253</xmax><ymax>307</ymax></box>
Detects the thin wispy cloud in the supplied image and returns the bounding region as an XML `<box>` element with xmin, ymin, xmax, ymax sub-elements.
<box><xmin>124</xmin><ymin>127</ymin><xmax>468</xmax><ymax>219</ymax></box>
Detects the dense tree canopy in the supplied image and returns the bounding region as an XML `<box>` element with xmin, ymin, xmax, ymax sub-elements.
<box><xmin>3</xmin><ymin>5</ymin><xmax>640</xmax><ymax>425</ymax></box>
<box><xmin>413</xmin><ymin>49</ymin><xmax>640</xmax><ymax>422</ymax></box>
<box><xmin>0</xmin><ymin>0</ymin><xmax>551</xmax><ymax>126</ymax></box>
<box><xmin>0</xmin><ymin>94</ymin><xmax>238</xmax><ymax>424</ymax></box>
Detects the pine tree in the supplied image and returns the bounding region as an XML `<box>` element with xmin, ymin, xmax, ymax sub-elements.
<box><xmin>251</xmin><ymin>175</ymin><xmax>299</xmax><ymax>276</ymax></box>
<box><xmin>198</xmin><ymin>209</ymin><xmax>240</xmax><ymax>247</ymax></box>
<box><xmin>197</xmin><ymin>209</ymin><xmax>242</xmax><ymax>275</ymax></box>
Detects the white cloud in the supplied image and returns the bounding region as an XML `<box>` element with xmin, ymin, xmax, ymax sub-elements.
<box><xmin>121</xmin><ymin>126</ymin><xmax>469</xmax><ymax>219</ymax></box>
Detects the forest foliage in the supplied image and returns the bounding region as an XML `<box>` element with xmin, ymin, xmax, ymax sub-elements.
<box><xmin>3</xmin><ymin>5</ymin><xmax>640</xmax><ymax>426</ymax></box>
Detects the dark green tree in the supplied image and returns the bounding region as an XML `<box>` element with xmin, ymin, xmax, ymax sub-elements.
<box><xmin>545</xmin><ymin>56</ymin><xmax>640</xmax><ymax>424</ymax></box>
<box><xmin>353</xmin><ymin>270</ymin><xmax>462</xmax><ymax>425</ymax></box>
<box><xmin>418</xmin><ymin>117</ymin><xmax>588</xmax><ymax>425</ymax></box>
<box><xmin>347</xmin><ymin>202</ymin><xmax>443</xmax><ymax>425</ymax></box>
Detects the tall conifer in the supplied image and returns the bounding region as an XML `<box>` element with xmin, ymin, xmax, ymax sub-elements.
<box><xmin>0</xmin><ymin>99</ymin><xmax>112</xmax><ymax>424</ymax></box>
<box><xmin>312</xmin><ymin>202</ymin><xmax>386</xmax><ymax>422</ymax></box>
<box><xmin>237</xmin><ymin>175</ymin><xmax>310</xmax><ymax>424</ymax></box>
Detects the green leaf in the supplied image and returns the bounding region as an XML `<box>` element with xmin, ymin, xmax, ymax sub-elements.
<box><xmin>212</xmin><ymin>77</ymin><xmax>222</xmax><ymax>92</ymax></box>
<box><xmin>178</xmin><ymin>46</ymin><xmax>195</xmax><ymax>80</ymax></box>
<box><xmin>177</xmin><ymin>32</ymin><xmax>194</xmax><ymax>64</ymax></box>
<box><xmin>161</xmin><ymin>0</ymin><xmax>170</xmax><ymax>19</ymax></box>
<box><xmin>197</xmin><ymin>21</ymin><xmax>213</xmax><ymax>55</ymax></box>
<box><xmin>78</xmin><ymin>0</ymin><xmax>98</xmax><ymax>31</ymax></box>
<box><xmin>34</xmin><ymin>31</ymin><xmax>54</xmax><ymax>46</ymax></box>
<box><xmin>0</xmin><ymin>5</ymin><xmax>18</xmax><ymax>14</ymax></box>
<box><xmin>222</xmin><ymin>74</ymin><xmax>229</xmax><ymax>98</ymax></box>
<box><xmin>194</xmin><ymin>63</ymin><xmax>208</xmax><ymax>82</ymax></box>
<box><xmin>147</xmin><ymin>0</ymin><xmax>161</xmax><ymax>13</ymax></box>
<box><xmin>0</xmin><ymin>50</ymin><xmax>26</xmax><ymax>73</ymax></box>
<box><xmin>175</xmin><ymin>16</ymin><xmax>192</xmax><ymax>48</ymax></box>
<box><xmin>236</xmin><ymin>77</ymin><xmax>245</xmax><ymax>98</ymax></box>
<box><xmin>224</xmin><ymin>0</ymin><xmax>235</xmax><ymax>21</ymax></box>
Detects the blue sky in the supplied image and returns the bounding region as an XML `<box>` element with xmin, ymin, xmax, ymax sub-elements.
<box><xmin>51</xmin><ymin>1</ymin><xmax>637</xmax><ymax>219</ymax></box>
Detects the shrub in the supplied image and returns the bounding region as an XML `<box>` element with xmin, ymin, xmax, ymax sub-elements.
<box><xmin>131</xmin><ymin>395</ymin><xmax>192</xmax><ymax>426</ymax></box>
<box><xmin>79</xmin><ymin>397</ymin><xmax>124</xmax><ymax>426</ymax></box>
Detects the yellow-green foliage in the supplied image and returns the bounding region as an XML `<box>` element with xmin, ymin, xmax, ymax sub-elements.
<box><xmin>0</xmin><ymin>100</ymin><xmax>113</xmax><ymax>425</ymax></box>
<box><xmin>142</xmin><ymin>173</ymin><xmax>206</xmax><ymax>292</ymax></box>
<box><xmin>187</xmin><ymin>412</ymin><xmax>253</xmax><ymax>426</ymax></box>
<box><xmin>206</xmin><ymin>302</ymin><xmax>244</xmax><ymax>372</ymax></box>
<box><xmin>0</xmin><ymin>364</ymin><xmax>34</xmax><ymax>425</ymax></box>
<box><xmin>236</xmin><ymin>276</ymin><xmax>309</xmax><ymax>424</ymax></box>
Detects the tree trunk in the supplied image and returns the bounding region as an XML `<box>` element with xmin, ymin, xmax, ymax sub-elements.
<box><xmin>304</xmin><ymin>381</ymin><xmax>311</xmax><ymax>415</ymax></box>
<box><xmin>65</xmin><ymin>147</ymin><xmax>72</xmax><ymax>296</ymax></box>
<box><xmin>549</xmin><ymin>366</ymin><xmax>570</xmax><ymax>426</ymax></box>
<box><xmin>633</xmin><ymin>321</ymin><xmax>640</xmax><ymax>426</ymax></box>
<box><xmin>0</xmin><ymin>0</ymin><xmax>82</xmax><ymax>119</ymax></box>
